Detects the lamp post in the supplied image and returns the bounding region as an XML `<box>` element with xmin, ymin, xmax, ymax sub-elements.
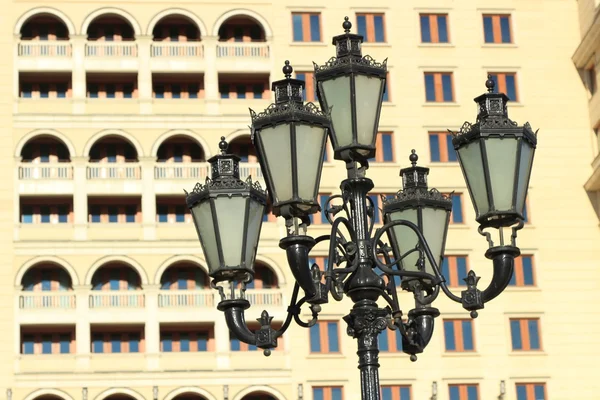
<box><xmin>186</xmin><ymin>17</ymin><xmax>537</xmax><ymax>400</ymax></box>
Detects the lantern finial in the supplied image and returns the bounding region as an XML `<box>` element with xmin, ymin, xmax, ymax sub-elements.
<box><xmin>283</xmin><ymin>60</ymin><xmax>293</xmax><ymax>79</ymax></box>
<box><xmin>485</xmin><ymin>74</ymin><xmax>495</xmax><ymax>93</ymax></box>
<box><xmin>219</xmin><ymin>136</ymin><xmax>228</xmax><ymax>154</ymax></box>
<box><xmin>342</xmin><ymin>16</ymin><xmax>352</xmax><ymax>33</ymax></box>
<box><xmin>409</xmin><ymin>149</ymin><xmax>418</xmax><ymax>167</ymax></box>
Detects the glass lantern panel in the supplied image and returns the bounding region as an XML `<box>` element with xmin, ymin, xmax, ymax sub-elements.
<box><xmin>421</xmin><ymin>207</ymin><xmax>450</xmax><ymax>275</ymax></box>
<box><xmin>244</xmin><ymin>198</ymin><xmax>265</xmax><ymax>268</ymax></box>
<box><xmin>214</xmin><ymin>196</ymin><xmax>247</xmax><ymax>267</ymax></box>
<box><xmin>258</xmin><ymin>124</ymin><xmax>293</xmax><ymax>203</ymax></box>
<box><xmin>484</xmin><ymin>137</ymin><xmax>518</xmax><ymax>211</ymax></box>
<box><xmin>457</xmin><ymin>140</ymin><xmax>490</xmax><ymax>217</ymax></box>
<box><xmin>354</xmin><ymin>74</ymin><xmax>384</xmax><ymax>153</ymax></box>
<box><xmin>320</xmin><ymin>76</ymin><xmax>353</xmax><ymax>148</ymax></box>
<box><xmin>388</xmin><ymin>209</ymin><xmax>419</xmax><ymax>273</ymax></box>
<box><xmin>191</xmin><ymin>201</ymin><xmax>220</xmax><ymax>274</ymax></box>
<box><xmin>295</xmin><ymin>124</ymin><xmax>327</xmax><ymax>200</ymax></box>
<box><xmin>515</xmin><ymin>139</ymin><xmax>534</xmax><ymax>217</ymax></box>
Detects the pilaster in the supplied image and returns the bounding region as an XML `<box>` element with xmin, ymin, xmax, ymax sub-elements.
<box><xmin>203</xmin><ymin>36</ymin><xmax>220</xmax><ymax>115</ymax></box>
<box><xmin>72</xmin><ymin>156</ymin><xmax>88</xmax><ymax>240</ymax></box>
<box><xmin>140</xmin><ymin>156</ymin><xmax>157</xmax><ymax>240</ymax></box>
<box><xmin>144</xmin><ymin>284</ymin><xmax>160</xmax><ymax>370</ymax></box>
<box><xmin>74</xmin><ymin>285</ymin><xmax>91</xmax><ymax>371</ymax></box>
<box><xmin>71</xmin><ymin>34</ymin><xmax>87</xmax><ymax>114</ymax></box>
<box><xmin>137</xmin><ymin>36</ymin><xmax>153</xmax><ymax>114</ymax></box>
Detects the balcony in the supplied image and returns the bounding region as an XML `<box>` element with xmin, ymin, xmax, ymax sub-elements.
<box><xmin>19</xmin><ymin>292</ymin><xmax>76</xmax><ymax>309</ymax></box>
<box><xmin>245</xmin><ymin>289</ymin><xmax>283</xmax><ymax>306</ymax></box>
<box><xmin>18</xmin><ymin>163</ymin><xmax>74</xmax><ymax>195</ymax></box>
<box><xmin>150</xmin><ymin>42</ymin><xmax>205</xmax><ymax>72</ymax></box>
<box><xmin>89</xmin><ymin>291</ymin><xmax>145</xmax><ymax>308</ymax></box>
<box><xmin>84</xmin><ymin>42</ymin><xmax>139</xmax><ymax>71</ymax></box>
<box><xmin>215</xmin><ymin>43</ymin><xmax>271</xmax><ymax>72</ymax></box>
<box><xmin>86</xmin><ymin>164</ymin><xmax>142</xmax><ymax>195</ymax></box>
<box><xmin>17</xmin><ymin>41</ymin><xmax>72</xmax><ymax>71</ymax></box>
<box><xmin>158</xmin><ymin>290</ymin><xmax>214</xmax><ymax>307</ymax></box>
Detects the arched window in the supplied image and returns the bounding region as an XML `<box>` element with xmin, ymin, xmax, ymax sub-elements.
<box><xmin>91</xmin><ymin>263</ymin><xmax>142</xmax><ymax>291</ymax></box>
<box><xmin>21</xmin><ymin>14</ymin><xmax>70</xmax><ymax>40</ymax></box>
<box><xmin>87</xmin><ymin>14</ymin><xmax>135</xmax><ymax>41</ymax></box>
<box><xmin>218</xmin><ymin>16</ymin><xmax>266</xmax><ymax>42</ymax></box>
<box><xmin>160</xmin><ymin>263</ymin><xmax>209</xmax><ymax>290</ymax></box>
<box><xmin>22</xmin><ymin>263</ymin><xmax>73</xmax><ymax>291</ymax></box>
<box><xmin>152</xmin><ymin>15</ymin><xmax>201</xmax><ymax>42</ymax></box>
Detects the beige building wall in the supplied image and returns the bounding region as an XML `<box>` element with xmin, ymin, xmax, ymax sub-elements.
<box><xmin>4</xmin><ymin>0</ymin><xmax>600</xmax><ymax>399</ymax></box>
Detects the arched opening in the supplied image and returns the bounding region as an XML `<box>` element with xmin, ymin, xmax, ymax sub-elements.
<box><xmin>247</xmin><ymin>263</ymin><xmax>278</xmax><ymax>289</ymax></box>
<box><xmin>156</xmin><ymin>135</ymin><xmax>206</xmax><ymax>162</ymax></box>
<box><xmin>103</xmin><ymin>395</ymin><xmax>137</xmax><ymax>400</ymax></box>
<box><xmin>172</xmin><ymin>394</ymin><xmax>208</xmax><ymax>400</ymax></box>
<box><xmin>87</xmin><ymin>14</ymin><xmax>135</xmax><ymax>41</ymax></box>
<box><xmin>20</xmin><ymin>14</ymin><xmax>69</xmax><ymax>40</ymax></box>
<box><xmin>21</xmin><ymin>135</ymin><xmax>70</xmax><ymax>163</ymax></box>
<box><xmin>228</xmin><ymin>135</ymin><xmax>257</xmax><ymax>162</ymax></box>
<box><xmin>160</xmin><ymin>262</ymin><xmax>209</xmax><ymax>290</ymax></box>
<box><xmin>30</xmin><ymin>395</ymin><xmax>68</xmax><ymax>400</ymax></box>
<box><xmin>241</xmin><ymin>392</ymin><xmax>277</xmax><ymax>400</ymax></box>
<box><xmin>152</xmin><ymin>15</ymin><xmax>200</xmax><ymax>42</ymax></box>
<box><xmin>89</xmin><ymin>135</ymin><xmax>138</xmax><ymax>162</ymax></box>
<box><xmin>22</xmin><ymin>262</ymin><xmax>73</xmax><ymax>291</ymax></box>
<box><xmin>218</xmin><ymin>16</ymin><xmax>266</xmax><ymax>42</ymax></box>
<box><xmin>91</xmin><ymin>262</ymin><xmax>142</xmax><ymax>291</ymax></box>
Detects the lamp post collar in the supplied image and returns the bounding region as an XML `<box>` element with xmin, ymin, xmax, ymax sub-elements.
<box><xmin>332</xmin><ymin>16</ymin><xmax>363</xmax><ymax>59</ymax></box>
<box><xmin>272</xmin><ymin>60</ymin><xmax>305</xmax><ymax>106</ymax></box>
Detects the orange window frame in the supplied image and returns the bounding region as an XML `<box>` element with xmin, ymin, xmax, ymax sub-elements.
<box><xmin>489</xmin><ymin>72</ymin><xmax>518</xmax><ymax>101</ymax></box>
<box><xmin>513</xmin><ymin>255</ymin><xmax>535</xmax><ymax>287</ymax></box>
<box><xmin>293</xmin><ymin>13</ymin><xmax>322</xmax><ymax>42</ymax></box>
<box><xmin>428</xmin><ymin>131</ymin><xmax>453</xmax><ymax>162</ymax></box>
<box><xmin>421</xmin><ymin>14</ymin><xmax>450</xmax><ymax>43</ymax></box>
<box><xmin>374</xmin><ymin>131</ymin><xmax>394</xmax><ymax>162</ymax></box>
<box><xmin>445</xmin><ymin>319</ymin><xmax>476</xmax><ymax>352</ymax></box>
<box><xmin>484</xmin><ymin>14</ymin><xmax>513</xmax><ymax>44</ymax></box>
<box><xmin>449</xmin><ymin>384</ymin><xmax>480</xmax><ymax>400</ymax></box>
<box><xmin>516</xmin><ymin>383</ymin><xmax>547</xmax><ymax>400</ymax></box>
<box><xmin>511</xmin><ymin>318</ymin><xmax>542</xmax><ymax>351</ymax></box>
<box><xmin>356</xmin><ymin>13</ymin><xmax>386</xmax><ymax>42</ymax></box>
<box><xmin>445</xmin><ymin>255</ymin><xmax>469</xmax><ymax>287</ymax></box>
<box><xmin>313</xmin><ymin>386</ymin><xmax>344</xmax><ymax>400</ymax></box>
<box><xmin>310</xmin><ymin>320</ymin><xmax>340</xmax><ymax>353</ymax></box>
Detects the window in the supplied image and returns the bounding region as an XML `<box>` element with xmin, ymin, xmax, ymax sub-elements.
<box><xmin>443</xmin><ymin>319</ymin><xmax>475</xmax><ymax>351</ymax></box>
<box><xmin>313</xmin><ymin>387</ymin><xmax>343</xmax><ymax>400</ymax></box>
<box><xmin>20</xmin><ymin>204</ymin><xmax>71</xmax><ymax>224</ymax></box>
<box><xmin>429</xmin><ymin>132</ymin><xmax>457</xmax><ymax>162</ymax></box>
<box><xmin>368</xmin><ymin>194</ymin><xmax>394</xmax><ymax>224</ymax></box>
<box><xmin>356</xmin><ymin>13</ymin><xmax>386</xmax><ymax>43</ymax></box>
<box><xmin>161</xmin><ymin>330</ymin><xmax>212</xmax><ymax>352</ymax></box>
<box><xmin>510</xmin><ymin>318</ymin><xmax>541</xmax><ymax>351</ymax></box>
<box><xmin>296</xmin><ymin>71</ymin><xmax>317</xmax><ymax>102</ymax></box>
<box><xmin>309</xmin><ymin>320</ymin><xmax>340</xmax><ymax>353</ymax></box>
<box><xmin>424</xmin><ymin>72</ymin><xmax>454</xmax><ymax>102</ymax></box>
<box><xmin>219</xmin><ymin>84</ymin><xmax>229</xmax><ymax>99</ymax></box>
<box><xmin>449</xmin><ymin>193</ymin><xmax>464</xmax><ymax>223</ymax></box>
<box><xmin>156</xmin><ymin>202</ymin><xmax>191</xmax><ymax>223</ymax></box>
<box><xmin>310</xmin><ymin>193</ymin><xmax>331</xmax><ymax>225</ymax></box>
<box><xmin>88</xmin><ymin>204</ymin><xmax>140</xmax><ymax>223</ymax></box>
<box><xmin>516</xmin><ymin>383</ymin><xmax>546</xmax><ymax>400</ymax></box>
<box><xmin>420</xmin><ymin>14</ymin><xmax>449</xmax><ymax>43</ymax></box>
<box><xmin>21</xmin><ymin>83</ymin><xmax>32</xmax><ymax>98</ymax></box>
<box><xmin>509</xmin><ymin>255</ymin><xmax>535</xmax><ymax>286</ymax></box>
<box><xmin>442</xmin><ymin>256</ymin><xmax>468</xmax><ymax>287</ymax></box>
<box><xmin>39</xmin><ymin>84</ymin><xmax>49</xmax><ymax>98</ymax></box>
<box><xmin>21</xmin><ymin>331</ymin><xmax>73</xmax><ymax>354</ymax></box>
<box><xmin>372</xmin><ymin>132</ymin><xmax>394</xmax><ymax>162</ymax></box>
<box><xmin>483</xmin><ymin>14</ymin><xmax>512</xmax><ymax>44</ymax></box>
<box><xmin>219</xmin><ymin>82</ymin><xmax>266</xmax><ymax>100</ymax></box>
<box><xmin>381</xmin><ymin>386</ymin><xmax>411</xmax><ymax>400</ymax></box>
<box><xmin>449</xmin><ymin>384</ymin><xmax>479</xmax><ymax>400</ymax></box>
<box><xmin>92</xmin><ymin>331</ymin><xmax>142</xmax><ymax>353</ymax></box>
<box><xmin>489</xmin><ymin>73</ymin><xmax>518</xmax><ymax>101</ymax></box>
<box><xmin>378</xmin><ymin>329</ymin><xmax>402</xmax><ymax>352</ymax></box>
<box><xmin>292</xmin><ymin>13</ymin><xmax>321</xmax><ymax>42</ymax></box>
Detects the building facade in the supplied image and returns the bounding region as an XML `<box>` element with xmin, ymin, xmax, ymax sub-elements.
<box><xmin>2</xmin><ymin>0</ymin><xmax>600</xmax><ymax>400</ymax></box>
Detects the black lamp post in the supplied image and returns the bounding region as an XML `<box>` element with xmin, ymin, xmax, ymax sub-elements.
<box><xmin>186</xmin><ymin>17</ymin><xmax>537</xmax><ymax>400</ymax></box>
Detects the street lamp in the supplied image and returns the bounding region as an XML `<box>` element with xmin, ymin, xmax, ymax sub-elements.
<box><xmin>186</xmin><ymin>17</ymin><xmax>537</xmax><ymax>400</ymax></box>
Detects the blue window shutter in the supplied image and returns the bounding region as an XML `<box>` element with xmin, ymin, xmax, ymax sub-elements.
<box><xmin>42</xmin><ymin>335</ymin><xmax>52</xmax><ymax>354</ymax></box>
<box><xmin>483</xmin><ymin>16</ymin><xmax>494</xmax><ymax>43</ymax></box>
<box><xmin>310</xmin><ymin>15</ymin><xmax>321</xmax><ymax>41</ymax></box>
<box><xmin>162</xmin><ymin>333</ymin><xmax>172</xmax><ymax>352</ymax></box>
<box><xmin>522</xmin><ymin>257</ymin><xmax>534</xmax><ymax>285</ymax></box>
<box><xmin>180</xmin><ymin>333</ymin><xmax>190</xmax><ymax>352</ymax></box>
<box><xmin>382</xmin><ymin>134</ymin><xmax>393</xmax><ymax>161</ymax></box>
<box><xmin>446</xmin><ymin>135</ymin><xmax>457</xmax><ymax>161</ymax></box>
<box><xmin>467</xmin><ymin>386</ymin><xmax>478</xmax><ymax>400</ymax></box>
<box><xmin>313</xmin><ymin>388</ymin><xmax>324</xmax><ymax>400</ymax></box>
<box><xmin>22</xmin><ymin>206</ymin><xmax>33</xmax><ymax>224</ymax></box>
<box><xmin>381</xmin><ymin>387</ymin><xmax>392</xmax><ymax>400</ymax></box>
<box><xmin>395</xmin><ymin>330</ymin><xmax>403</xmax><ymax>351</ymax></box>
<box><xmin>59</xmin><ymin>334</ymin><xmax>70</xmax><ymax>353</ymax></box>
<box><xmin>442</xmin><ymin>74</ymin><xmax>453</xmax><ymax>101</ymax></box>
<box><xmin>452</xmin><ymin>196</ymin><xmax>463</xmax><ymax>223</ymax></box>
<box><xmin>505</xmin><ymin>74</ymin><xmax>517</xmax><ymax>101</ymax></box>
<box><xmin>175</xmin><ymin>206</ymin><xmax>185</xmax><ymax>222</ymax></box>
<box><xmin>510</xmin><ymin>320</ymin><xmax>522</xmax><ymax>350</ymax></box>
<box><xmin>292</xmin><ymin>14</ymin><xmax>303</xmax><ymax>41</ymax></box>
<box><xmin>357</xmin><ymin>15</ymin><xmax>367</xmax><ymax>38</ymax></box>
<box><xmin>528</xmin><ymin>320</ymin><xmax>540</xmax><ymax>349</ymax></box>
<box><xmin>92</xmin><ymin>334</ymin><xmax>103</xmax><ymax>353</ymax></box>
<box><xmin>111</xmin><ymin>334</ymin><xmax>121</xmax><ymax>353</ymax></box>
<box><xmin>420</xmin><ymin>15</ymin><xmax>431</xmax><ymax>43</ymax></box>
<box><xmin>198</xmin><ymin>332</ymin><xmax>208</xmax><ymax>351</ymax></box>
<box><xmin>534</xmin><ymin>385</ymin><xmax>545</xmax><ymax>400</ymax></box>
<box><xmin>310</xmin><ymin>324</ymin><xmax>321</xmax><ymax>352</ymax></box>
<box><xmin>374</xmin><ymin>16</ymin><xmax>385</xmax><ymax>42</ymax></box>
<box><xmin>500</xmin><ymin>16</ymin><xmax>511</xmax><ymax>43</ymax></box>
<box><xmin>438</xmin><ymin>15</ymin><xmax>448</xmax><ymax>43</ymax></box>
<box><xmin>328</xmin><ymin>322</ymin><xmax>339</xmax><ymax>352</ymax></box>
<box><xmin>248</xmin><ymin>343</ymin><xmax>257</xmax><ymax>351</ymax></box>
<box><xmin>444</xmin><ymin>321</ymin><xmax>456</xmax><ymax>350</ymax></box>
<box><xmin>23</xmin><ymin>335</ymin><xmax>34</xmax><ymax>354</ymax></box>
<box><xmin>125</xmin><ymin>205</ymin><xmax>136</xmax><ymax>223</ymax></box>
<box><xmin>449</xmin><ymin>386</ymin><xmax>460</xmax><ymax>400</ymax></box>
<box><xmin>509</xmin><ymin>268</ymin><xmax>517</xmax><ymax>286</ymax></box>
<box><xmin>457</xmin><ymin>257</ymin><xmax>468</xmax><ymax>284</ymax></box>
<box><xmin>331</xmin><ymin>388</ymin><xmax>342</xmax><ymax>400</ymax></box>
<box><xmin>230</xmin><ymin>338</ymin><xmax>241</xmax><ymax>351</ymax></box>
<box><xmin>462</xmin><ymin>320</ymin><xmax>474</xmax><ymax>350</ymax></box>
<box><xmin>129</xmin><ymin>334</ymin><xmax>140</xmax><ymax>353</ymax></box>
<box><xmin>516</xmin><ymin>385</ymin><xmax>527</xmax><ymax>400</ymax></box>
<box><xmin>400</xmin><ymin>387</ymin><xmax>410</xmax><ymax>400</ymax></box>
<box><xmin>379</xmin><ymin>330</ymin><xmax>389</xmax><ymax>351</ymax></box>
<box><xmin>441</xmin><ymin>257</ymin><xmax>450</xmax><ymax>282</ymax></box>
<box><xmin>425</xmin><ymin>74</ymin><xmax>435</xmax><ymax>101</ymax></box>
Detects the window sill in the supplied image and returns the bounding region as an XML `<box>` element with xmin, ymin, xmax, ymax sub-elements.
<box><xmin>481</xmin><ymin>43</ymin><xmax>517</xmax><ymax>48</ymax></box>
<box><xmin>418</xmin><ymin>43</ymin><xmax>454</xmax><ymax>48</ymax></box>
<box><xmin>382</xmin><ymin>102</ymin><xmax>395</xmax><ymax>107</ymax></box>
<box><xmin>362</xmin><ymin>42</ymin><xmax>392</xmax><ymax>47</ymax></box>
<box><xmin>306</xmin><ymin>354</ymin><xmax>345</xmax><ymax>359</ymax></box>
<box><xmin>448</xmin><ymin>224</ymin><xmax>470</xmax><ymax>230</ymax></box>
<box><xmin>442</xmin><ymin>352</ymin><xmax>479</xmax><ymax>358</ymax></box>
<box><xmin>380</xmin><ymin>352</ymin><xmax>408</xmax><ymax>358</ymax></box>
<box><xmin>508</xmin><ymin>351</ymin><xmax>547</xmax><ymax>357</ymax></box>
<box><xmin>422</xmin><ymin>102</ymin><xmax>460</xmax><ymax>107</ymax></box>
<box><xmin>428</xmin><ymin>162</ymin><xmax>460</xmax><ymax>167</ymax></box>
<box><xmin>503</xmin><ymin>286</ymin><xmax>541</xmax><ymax>293</ymax></box>
<box><xmin>153</xmin><ymin>98</ymin><xmax>203</xmax><ymax>102</ymax></box>
<box><xmin>19</xmin><ymin>223</ymin><xmax>73</xmax><ymax>227</ymax></box>
<box><xmin>289</xmin><ymin>42</ymin><xmax>328</xmax><ymax>47</ymax></box>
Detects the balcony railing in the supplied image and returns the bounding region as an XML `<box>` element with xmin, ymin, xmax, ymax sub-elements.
<box><xmin>85</xmin><ymin>41</ymin><xmax>138</xmax><ymax>57</ymax></box>
<box><xmin>89</xmin><ymin>291</ymin><xmax>145</xmax><ymax>308</ymax></box>
<box><xmin>19</xmin><ymin>163</ymin><xmax>73</xmax><ymax>179</ymax></box>
<box><xmin>151</xmin><ymin>42</ymin><xmax>204</xmax><ymax>57</ymax></box>
<box><xmin>158</xmin><ymin>290</ymin><xmax>214</xmax><ymax>307</ymax></box>
<box><xmin>154</xmin><ymin>163</ymin><xmax>210</xmax><ymax>180</ymax></box>
<box><xmin>239</xmin><ymin>163</ymin><xmax>264</xmax><ymax>182</ymax></box>
<box><xmin>19</xmin><ymin>292</ymin><xmax>76</xmax><ymax>309</ymax></box>
<box><xmin>245</xmin><ymin>289</ymin><xmax>283</xmax><ymax>306</ymax></box>
<box><xmin>87</xmin><ymin>163</ymin><xmax>141</xmax><ymax>179</ymax></box>
<box><xmin>18</xmin><ymin>41</ymin><xmax>72</xmax><ymax>57</ymax></box>
<box><xmin>216</xmin><ymin>43</ymin><xmax>270</xmax><ymax>58</ymax></box>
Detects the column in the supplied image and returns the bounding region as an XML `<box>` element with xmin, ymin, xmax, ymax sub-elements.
<box><xmin>72</xmin><ymin>156</ymin><xmax>88</xmax><ymax>241</ymax></box>
<box><xmin>137</xmin><ymin>35</ymin><xmax>153</xmax><ymax>114</ymax></box>
<box><xmin>215</xmin><ymin>315</ymin><xmax>231</xmax><ymax>369</ymax></box>
<box><xmin>144</xmin><ymin>284</ymin><xmax>160</xmax><ymax>370</ymax></box>
<box><xmin>13</xmin><ymin>158</ymin><xmax>20</xmax><ymax>242</ymax></box>
<box><xmin>71</xmin><ymin>34</ymin><xmax>87</xmax><ymax>114</ymax></box>
<box><xmin>74</xmin><ymin>285</ymin><xmax>91</xmax><ymax>370</ymax></box>
<box><xmin>140</xmin><ymin>156</ymin><xmax>156</xmax><ymax>240</ymax></box>
<box><xmin>13</xmin><ymin>34</ymin><xmax>20</xmax><ymax>115</ymax></box>
<box><xmin>203</xmin><ymin>35</ymin><xmax>219</xmax><ymax>115</ymax></box>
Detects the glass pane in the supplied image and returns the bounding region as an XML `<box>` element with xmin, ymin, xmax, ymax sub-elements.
<box><xmin>534</xmin><ymin>385</ymin><xmax>546</xmax><ymax>400</ymax></box>
<box><xmin>452</xmin><ymin>195</ymin><xmax>463</xmax><ymax>223</ymax></box>
<box><xmin>309</xmin><ymin>15</ymin><xmax>321</xmax><ymax>41</ymax></box>
<box><xmin>522</xmin><ymin>257</ymin><xmax>534</xmax><ymax>285</ymax></box>
<box><xmin>382</xmin><ymin>387</ymin><xmax>392</xmax><ymax>400</ymax></box>
<box><xmin>438</xmin><ymin>15</ymin><xmax>448</xmax><ymax>43</ymax></box>
<box><xmin>215</xmin><ymin>196</ymin><xmax>247</xmax><ymax>268</ymax></box>
<box><xmin>295</xmin><ymin>125</ymin><xmax>326</xmax><ymax>200</ymax></box>
<box><xmin>467</xmin><ymin>386</ymin><xmax>478</xmax><ymax>400</ymax></box>
<box><xmin>421</xmin><ymin>207</ymin><xmax>449</xmax><ymax>276</ymax></box>
<box><xmin>442</xmin><ymin>74</ymin><xmax>453</xmax><ymax>101</ymax></box>
<box><xmin>420</xmin><ymin>15</ymin><xmax>431</xmax><ymax>42</ymax></box>
<box><xmin>355</xmin><ymin>75</ymin><xmax>384</xmax><ymax>151</ymax></box>
<box><xmin>389</xmin><ymin>209</ymin><xmax>419</xmax><ymax>273</ymax></box>
<box><xmin>313</xmin><ymin>389</ymin><xmax>324</xmax><ymax>400</ymax></box>
<box><xmin>449</xmin><ymin>386</ymin><xmax>459</xmax><ymax>400</ymax></box>
<box><xmin>516</xmin><ymin>385</ymin><xmax>527</xmax><ymax>400</ymax></box>
<box><xmin>357</xmin><ymin>15</ymin><xmax>367</xmax><ymax>38</ymax></box>
<box><xmin>244</xmin><ymin>198</ymin><xmax>265</xmax><ymax>268</ymax></box>
<box><xmin>528</xmin><ymin>319</ymin><xmax>540</xmax><ymax>349</ymax></box>
<box><xmin>258</xmin><ymin>124</ymin><xmax>293</xmax><ymax>202</ymax></box>
<box><xmin>382</xmin><ymin>133</ymin><xmax>393</xmax><ymax>161</ymax></box>
<box><xmin>506</xmin><ymin>74</ymin><xmax>517</xmax><ymax>101</ymax></box>
<box><xmin>510</xmin><ymin>320</ymin><xmax>522</xmax><ymax>350</ymax></box>
<box><xmin>309</xmin><ymin>324</ymin><xmax>321</xmax><ymax>352</ymax></box>
<box><xmin>374</xmin><ymin>16</ymin><xmax>385</xmax><ymax>42</ymax></box>
<box><xmin>327</xmin><ymin>322</ymin><xmax>339</xmax><ymax>352</ymax></box>
<box><xmin>457</xmin><ymin>257</ymin><xmax>468</xmax><ymax>283</ymax></box>
<box><xmin>292</xmin><ymin>14</ymin><xmax>303</xmax><ymax>41</ymax></box>
<box><xmin>515</xmin><ymin>141</ymin><xmax>534</xmax><ymax>218</ymax></box>
<box><xmin>320</xmin><ymin>76</ymin><xmax>353</xmax><ymax>147</ymax></box>
<box><xmin>457</xmin><ymin>140</ymin><xmax>490</xmax><ymax>217</ymax></box>
<box><xmin>191</xmin><ymin>201</ymin><xmax>220</xmax><ymax>274</ymax></box>
<box><xmin>500</xmin><ymin>16</ymin><xmax>511</xmax><ymax>43</ymax></box>
<box><xmin>462</xmin><ymin>320</ymin><xmax>474</xmax><ymax>350</ymax></box>
<box><xmin>379</xmin><ymin>330</ymin><xmax>389</xmax><ymax>351</ymax></box>
<box><xmin>483</xmin><ymin>16</ymin><xmax>494</xmax><ymax>43</ymax></box>
<box><xmin>424</xmin><ymin>74</ymin><xmax>435</xmax><ymax>101</ymax></box>
<box><xmin>485</xmin><ymin>137</ymin><xmax>518</xmax><ymax>211</ymax></box>
<box><xmin>429</xmin><ymin>134</ymin><xmax>440</xmax><ymax>161</ymax></box>
<box><xmin>444</xmin><ymin>321</ymin><xmax>455</xmax><ymax>351</ymax></box>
